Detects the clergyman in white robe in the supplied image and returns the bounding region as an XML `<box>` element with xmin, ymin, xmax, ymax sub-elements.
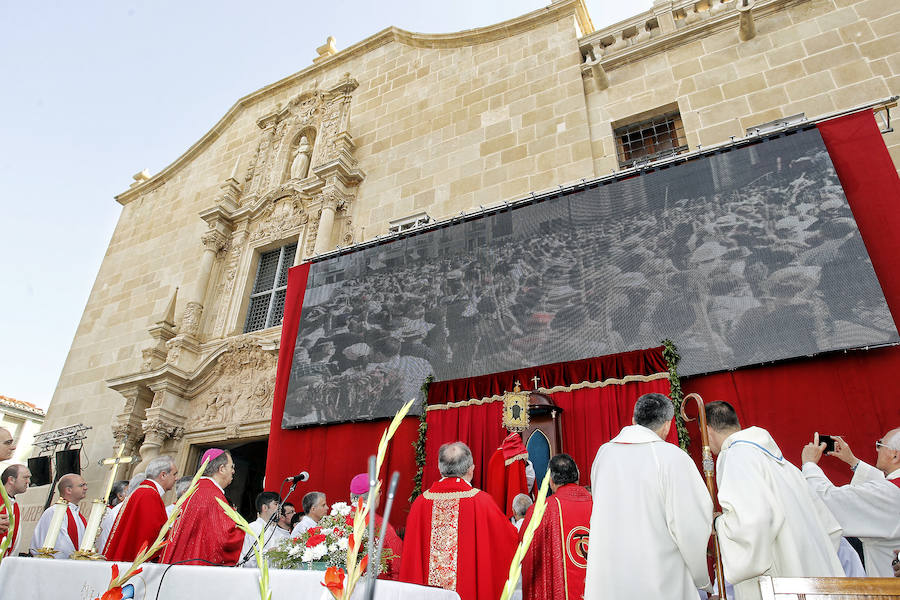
<box><xmin>95</xmin><ymin>502</ymin><xmax>122</xmax><ymax>553</ymax></box>
<box><xmin>585</xmin><ymin>424</ymin><xmax>713</xmax><ymax>599</ymax></box>
<box><xmin>240</xmin><ymin>517</ymin><xmax>290</xmax><ymax>568</ymax></box>
<box><xmin>714</xmin><ymin>426</ymin><xmax>843</xmax><ymax>600</ymax></box>
<box><xmin>29</xmin><ymin>502</ymin><xmax>86</xmax><ymax>559</ymax></box>
<box><xmin>803</xmin><ymin>453</ymin><xmax>900</xmax><ymax>577</ymax></box>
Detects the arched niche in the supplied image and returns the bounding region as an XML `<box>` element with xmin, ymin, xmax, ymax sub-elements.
<box><xmin>283</xmin><ymin>127</ymin><xmax>317</xmax><ymax>183</ymax></box>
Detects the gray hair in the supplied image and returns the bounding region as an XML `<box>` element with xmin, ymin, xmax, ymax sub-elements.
<box><xmin>438</xmin><ymin>442</ymin><xmax>474</xmax><ymax>478</ymax></box>
<box><xmin>127</xmin><ymin>472</ymin><xmax>147</xmax><ymax>494</ymax></box>
<box><xmin>146</xmin><ymin>455</ymin><xmax>176</xmax><ymax>480</ymax></box>
<box><xmin>174</xmin><ymin>476</ymin><xmax>192</xmax><ymax>501</ymax></box>
<box><xmin>302</xmin><ymin>491</ymin><xmax>325</xmax><ymax>515</ymax></box>
<box><xmin>633</xmin><ymin>393</ymin><xmax>675</xmax><ymax>432</ymax></box>
<box><xmin>512</xmin><ymin>493</ymin><xmax>533</xmax><ymax>519</ymax></box>
<box><xmin>885</xmin><ymin>429</ymin><xmax>900</xmax><ymax>450</ymax></box>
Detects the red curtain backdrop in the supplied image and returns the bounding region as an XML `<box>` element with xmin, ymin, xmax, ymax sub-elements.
<box><xmin>424</xmin><ymin>348</ymin><xmax>673</xmax><ymax>490</ymax></box>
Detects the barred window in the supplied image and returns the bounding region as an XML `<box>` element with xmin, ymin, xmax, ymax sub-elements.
<box><xmin>614</xmin><ymin>109</ymin><xmax>688</xmax><ymax>168</ymax></box>
<box><xmin>244</xmin><ymin>243</ymin><xmax>297</xmax><ymax>333</ymax></box>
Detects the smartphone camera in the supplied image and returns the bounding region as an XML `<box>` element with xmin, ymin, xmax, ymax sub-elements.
<box><xmin>819</xmin><ymin>435</ymin><xmax>837</xmax><ymax>453</ymax></box>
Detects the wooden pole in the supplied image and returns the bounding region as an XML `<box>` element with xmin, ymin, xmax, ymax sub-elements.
<box><xmin>680</xmin><ymin>392</ymin><xmax>727</xmax><ymax>600</ymax></box>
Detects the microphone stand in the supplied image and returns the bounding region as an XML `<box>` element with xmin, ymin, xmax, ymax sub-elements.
<box><xmin>236</xmin><ymin>478</ymin><xmax>301</xmax><ymax>567</ymax></box>
<box><xmin>365</xmin><ymin>471</ymin><xmax>400</xmax><ymax>600</ymax></box>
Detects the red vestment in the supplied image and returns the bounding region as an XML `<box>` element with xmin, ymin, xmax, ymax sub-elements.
<box><xmin>1</xmin><ymin>499</ymin><xmax>20</xmax><ymax>557</ymax></box>
<box><xmin>373</xmin><ymin>513</ymin><xmax>403</xmax><ymax>580</ymax></box>
<box><xmin>103</xmin><ymin>480</ymin><xmax>167</xmax><ymax>561</ymax></box>
<box><xmin>160</xmin><ymin>478</ymin><xmax>243</xmax><ymax>566</ymax></box>
<box><xmin>400</xmin><ymin>477</ymin><xmax>518</xmax><ymax>600</ymax></box>
<box><xmin>520</xmin><ymin>484</ymin><xmax>592</xmax><ymax>600</ymax></box>
<box><xmin>486</xmin><ymin>432</ymin><xmax>530</xmax><ymax>518</ymax></box>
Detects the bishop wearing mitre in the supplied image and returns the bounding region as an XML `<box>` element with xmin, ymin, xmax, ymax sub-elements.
<box><xmin>161</xmin><ymin>449</ymin><xmax>243</xmax><ymax>566</ymax></box>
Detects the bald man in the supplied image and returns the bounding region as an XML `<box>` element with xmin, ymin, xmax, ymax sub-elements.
<box><xmin>803</xmin><ymin>427</ymin><xmax>900</xmax><ymax>577</ymax></box>
<box><xmin>0</xmin><ymin>427</ymin><xmax>16</xmax><ymax>536</ymax></box>
<box><xmin>29</xmin><ymin>474</ymin><xmax>88</xmax><ymax>558</ymax></box>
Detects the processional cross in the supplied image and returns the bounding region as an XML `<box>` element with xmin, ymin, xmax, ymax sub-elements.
<box><xmin>531</xmin><ymin>375</ymin><xmax>540</xmax><ymax>389</ymax></box>
<box><xmin>71</xmin><ymin>440</ymin><xmax>135</xmax><ymax>559</ymax></box>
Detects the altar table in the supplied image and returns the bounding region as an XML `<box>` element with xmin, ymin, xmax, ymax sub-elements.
<box><xmin>0</xmin><ymin>557</ymin><xmax>461</xmax><ymax>600</ymax></box>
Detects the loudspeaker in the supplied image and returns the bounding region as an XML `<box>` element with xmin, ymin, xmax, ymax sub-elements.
<box><xmin>27</xmin><ymin>456</ymin><xmax>52</xmax><ymax>487</ymax></box>
<box><xmin>55</xmin><ymin>449</ymin><xmax>81</xmax><ymax>476</ymax></box>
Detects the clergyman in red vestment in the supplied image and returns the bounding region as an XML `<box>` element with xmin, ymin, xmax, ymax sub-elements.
<box><xmin>349</xmin><ymin>473</ymin><xmax>404</xmax><ymax>579</ymax></box>
<box><xmin>161</xmin><ymin>449</ymin><xmax>243</xmax><ymax>566</ymax></box>
<box><xmin>400</xmin><ymin>442</ymin><xmax>518</xmax><ymax>600</ymax></box>
<box><xmin>486</xmin><ymin>432</ymin><xmax>532</xmax><ymax>518</ymax></box>
<box><xmin>521</xmin><ymin>454</ymin><xmax>592</xmax><ymax>600</ymax></box>
<box><xmin>103</xmin><ymin>455</ymin><xmax>178</xmax><ymax>561</ymax></box>
<box><xmin>1</xmin><ymin>464</ymin><xmax>30</xmax><ymax>557</ymax></box>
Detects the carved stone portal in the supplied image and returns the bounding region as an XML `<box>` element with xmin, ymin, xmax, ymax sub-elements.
<box><xmin>188</xmin><ymin>338</ymin><xmax>277</xmax><ymax>431</ymax></box>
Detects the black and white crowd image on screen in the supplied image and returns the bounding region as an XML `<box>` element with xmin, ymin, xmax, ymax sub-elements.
<box><xmin>282</xmin><ymin>126</ymin><xmax>897</xmax><ymax>428</ymax></box>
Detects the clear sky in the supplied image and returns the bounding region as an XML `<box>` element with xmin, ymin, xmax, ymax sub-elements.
<box><xmin>0</xmin><ymin>0</ymin><xmax>650</xmax><ymax>410</ymax></box>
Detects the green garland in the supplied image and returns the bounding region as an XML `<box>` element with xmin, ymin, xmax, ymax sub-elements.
<box><xmin>662</xmin><ymin>339</ymin><xmax>690</xmax><ymax>452</ymax></box>
<box><xmin>409</xmin><ymin>375</ymin><xmax>432</xmax><ymax>503</ymax></box>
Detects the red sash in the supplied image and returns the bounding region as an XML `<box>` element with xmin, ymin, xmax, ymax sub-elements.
<box><xmin>66</xmin><ymin>506</ymin><xmax>86</xmax><ymax>548</ymax></box>
<box><xmin>1</xmin><ymin>501</ymin><xmax>19</xmax><ymax>557</ymax></box>
<box><xmin>889</xmin><ymin>477</ymin><xmax>900</xmax><ymax>489</ymax></box>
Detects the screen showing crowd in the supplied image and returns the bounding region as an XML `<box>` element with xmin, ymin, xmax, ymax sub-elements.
<box><xmin>283</xmin><ymin>127</ymin><xmax>897</xmax><ymax>427</ymax></box>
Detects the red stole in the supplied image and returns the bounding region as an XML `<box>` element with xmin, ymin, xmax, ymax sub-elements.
<box><xmin>889</xmin><ymin>477</ymin><xmax>900</xmax><ymax>489</ymax></box>
<box><xmin>399</xmin><ymin>478</ymin><xmax>518</xmax><ymax>600</ymax></box>
<box><xmin>486</xmin><ymin>433</ymin><xmax>530</xmax><ymax>518</ymax></box>
<box><xmin>160</xmin><ymin>478</ymin><xmax>243</xmax><ymax>566</ymax></box>
<box><xmin>1</xmin><ymin>499</ymin><xmax>20</xmax><ymax>557</ymax></box>
<box><xmin>103</xmin><ymin>480</ymin><xmax>168</xmax><ymax>561</ymax></box>
<box><xmin>66</xmin><ymin>505</ymin><xmax>86</xmax><ymax>549</ymax></box>
<box><xmin>520</xmin><ymin>484</ymin><xmax>592</xmax><ymax>600</ymax></box>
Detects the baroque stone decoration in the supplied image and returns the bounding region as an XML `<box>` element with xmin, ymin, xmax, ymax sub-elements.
<box><xmin>188</xmin><ymin>337</ymin><xmax>277</xmax><ymax>430</ymax></box>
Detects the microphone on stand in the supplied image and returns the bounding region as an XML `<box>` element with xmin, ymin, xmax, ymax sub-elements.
<box><xmin>284</xmin><ymin>471</ymin><xmax>310</xmax><ymax>483</ymax></box>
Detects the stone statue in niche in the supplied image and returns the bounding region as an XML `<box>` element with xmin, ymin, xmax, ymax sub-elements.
<box><xmin>290</xmin><ymin>135</ymin><xmax>312</xmax><ymax>180</ymax></box>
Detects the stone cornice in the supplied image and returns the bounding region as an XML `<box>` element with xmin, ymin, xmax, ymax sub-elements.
<box><xmin>579</xmin><ymin>0</ymin><xmax>810</xmax><ymax>71</ymax></box>
<box><xmin>113</xmin><ymin>0</ymin><xmax>591</xmax><ymax>206</ymax></box>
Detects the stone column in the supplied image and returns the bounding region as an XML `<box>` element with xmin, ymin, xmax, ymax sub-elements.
<box><xmin>313</xmin><ymin>203</ymin><xmax>336</xmax><ymax>254</ymax></box>
<box><xmin>182</xmin><ymin>230</ymin><xmax>228</xmax><ymax>337</ymax></box>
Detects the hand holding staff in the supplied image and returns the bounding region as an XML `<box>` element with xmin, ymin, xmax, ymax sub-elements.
<box><xmin>680</xmin><ymin>392</ymin><xmax>727</xmax><ymax>600</ymax></box>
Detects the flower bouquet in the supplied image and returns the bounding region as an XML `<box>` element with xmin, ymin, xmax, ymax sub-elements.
<box><xmin>266</xmin><ymin>502</ymin><xmax>393</xmax><ymax>572</ymax></box>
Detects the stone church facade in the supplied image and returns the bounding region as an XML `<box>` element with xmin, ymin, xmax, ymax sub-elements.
<box><xmin>20</xmin><ymin>0</ymin><xmax>899</xmax><ymax>535</ymax></box>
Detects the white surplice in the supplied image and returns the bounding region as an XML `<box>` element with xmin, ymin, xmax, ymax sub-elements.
<box><xmin>28</xmin><ymin>502</ymin><xmax>86</xmax><ymax>559</ymax></box>
<box><xmin>240</xmin><ymin>517</ymin><xmax>290</xmax><ymax>568</ymax></box>
<box><xmin>95</xmin><ymin>502</ymin><xmax>124</xmax><ymax>552</ymax></box>
<box><xmin>715</xmin><ymin>427</ymin><xmax>843</xmax><ymax>600</ymax></box>
<box><xmin>584</xmin><ymin>425</ymin><xmax>713</xmax><ymax>600</ymax></box>
<box><xmin>803</xmin><ymin>460</ymin><xmax>900</xmax><ymax>577</ymax></box>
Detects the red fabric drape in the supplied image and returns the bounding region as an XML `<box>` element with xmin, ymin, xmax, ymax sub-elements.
<box><xmin>424</xmin><ymin>348</ymin><xmax>672</xmax><ymax>490</ymax></box>
<box><xmin>265</xmin><ymin>263</ymin><xmax>419</xmax><ymax>530</ymax></box>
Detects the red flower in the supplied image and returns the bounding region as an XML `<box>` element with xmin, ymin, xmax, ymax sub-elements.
<box><xmin>308</xmin><ymin>526</ymin><xmax>322</xmax><ymax>536</ymax></box>
<box><xmin>333</xmin><ymin>527</ymin><xmax>343</xmax><ymax>536</ymax></box>
<box><xmin>321</xmin><ymin>566</ymin><xmax>345</xmax><ymax>600</ymax></box>
<box><xmin>306</xmin><ymin>533</ymin><xmax>327</xmax><ymax>548</ymax></box>
<box><xmin>95</xmin><ymin>564</ymin><xmax>143</xmax><ymax>600</ymax></box>
<box><xmin>359</xmin><ymin>553</ymin><xmax>369</xmax><ymax>574</ymax></box>
<box><xmin>344</xmin><ymin>515</ymin><xmax>355</xmax><ymax>527</ymax></box>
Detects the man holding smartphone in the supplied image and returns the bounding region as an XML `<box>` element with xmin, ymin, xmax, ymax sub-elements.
<box><xmin>802</xmin><ymin>428</ymin><xmax>900</xmax><ymax>577</ymax></box>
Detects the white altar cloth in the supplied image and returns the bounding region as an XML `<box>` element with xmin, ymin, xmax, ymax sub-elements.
<box><xmin>0</xmin><ymin>557</ymin><xmax>461</xmax><ymax>600</ymax></box>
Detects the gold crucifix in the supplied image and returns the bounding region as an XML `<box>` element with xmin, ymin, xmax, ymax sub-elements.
<box><xmin>100</xmin><ymin>441</ymin><xmax>134</xmax><ymax>505</ymax></box>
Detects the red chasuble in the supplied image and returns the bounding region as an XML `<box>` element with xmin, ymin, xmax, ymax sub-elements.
<box><xmin>103</xmin><ymin>480</ymin><xmax>167</xmax><ymax>561</ymax></box>
<box><xmin>520</xmin><ymin>484</ymin><xmax>592</xmax><ymax>600</ymax></box>
<box><xmin>400</xmin><ymin>477</ymin><xmax>518</xmax><ymax>600</ymax></box>
<box><xmin>160</xmin><ymin>478</ymin><xmax>243</xmax><ymax>566</ymax></box>
<box><xmin>486</xmin><ymin>432</ymin><xmax>530</xmax><ymax>518</ymax></box>
<box><xmin>373</xmin><ymin>513</ymin><xmax>403</xmax><ymax>580</ymax></box>
<box><xmin>1</xmin><ymin>500</ymin><xmax>20</xmax><ymax>557</ymax></box>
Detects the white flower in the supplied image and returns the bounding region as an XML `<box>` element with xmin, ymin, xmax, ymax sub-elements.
<box><xmin>288</xmin><ymin>544</ymin><xmax>303</xmax><ymax>558</ymax></box>
<box><xmin>330</xmin><ymin>502</ymin><xmax>350</xmax><ymax>516</ymax></box>
<box><xmin>302</xmin><ymin>548</ymin><xmax>314</xmax><ymax>562</ymax></box>
<box><xmin>311</xmin><ymin>543</ymin><xmax>328</xmax><ymax>560</ymax></box>
<box><xmin>337</xmin><ymin>537</ymin><xmax>349</xmax><ymax>550</ymax></box>
<box><xmin>328</xmin><ymin>543</ymin><xmax>339</xmax><ymax>553</ymax></box>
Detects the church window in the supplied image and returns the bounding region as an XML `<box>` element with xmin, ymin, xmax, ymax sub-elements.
<box><xmin>613</xmin><ymin>106</ymin><xmax>687</xmax><ymax>168</ymax></box>
<box><xmin>244</xmin><ymin>242</ymin><xmax>297</xmax><ymax>332</ymax></box>
<box><xmin>388</xmin><ymin>212</ymin><xmax>431</xmax><ymax>234</ymax></box>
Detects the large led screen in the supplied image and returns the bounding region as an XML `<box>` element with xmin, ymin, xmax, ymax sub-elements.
<box><xmin>283</xmin><ymin>127</ymin><xmax>897</xmax><ymax>427</ymax></box>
